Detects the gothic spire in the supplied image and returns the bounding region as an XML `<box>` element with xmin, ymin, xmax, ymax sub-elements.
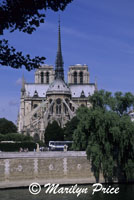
<box><xmin>55</xmin><ymin>17</ymin><xmax>64</xmax><ymax>80</ymax></box>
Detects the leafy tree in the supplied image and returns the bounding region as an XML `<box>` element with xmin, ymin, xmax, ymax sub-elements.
<box><xmin>0</xmin><ymin>118</ymin><xmax>17</xmax><ymax>134</ymax></box>
<box><xmin>0</xmin><ymin>0</ymin><xmax>73</xmax><ymax>70</ymax></box>
<box><xmin>0</xmin><ymin>132</ymin><xmax>33</xmax><ymax>141</ymax></box>
<box><xmin>73</xmin><ymin>90</ymin><xmax>134</xmax><ymax>182</ymax></box>
<box><xmin>45</xmin><ymin>121</ymin><xmax>64</xmax><ymax>145</ymax></box>
<box><xmin>113</xmin><ymin>92</ymin><xmax>134</xmax><ymax>115</ymax></box>
<box><xmin>89</xmin><ymin>90</ymin><xmax>134</xmax><ymax>115</ymax></box>
<box><xmin>88</xmin><ymin>90</ymin><xmax>112</xmax><ymax>110</ymax></box>
<box><xmin>64</xmin><ymin>116</ymin><xmax>79</xmax><ymax>141</ymax></box>
<box><xmin>73</xmin><ymin>106</ymin><xmax>90</xmax><ymax>150</ymax></box>
<box><xmin>0</xmin><ymin>134</ymin><xmax>5</xmax><ymax>141</ymax></box>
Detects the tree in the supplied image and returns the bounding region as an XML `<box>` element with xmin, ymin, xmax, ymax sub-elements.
<box><xmin>0</xmin><ymin>132</ymin><xmax>33</xmax><ymax>141</ymax></box>
<box><xmin>44</xmin><ymin>121</ymin><xmax>64</xmax><ymax>145</ymax></box>
<box><xmin>89</xmin><ymin>90</ymin><xmax>134</xmax><ymax>115</ymax></box>
<box><xmin>64</xmin><ymin>116</ymin><xmax>79</xmax><ymax>141</ymax></box>
<box><xmin>88</xmin><ymin>90</ymin><xmax>112</xmax><ymax>110</ymax></box>
<box><xmin>0</xmin><ymin>0</ymin><xmax>73</xmax><ymax>70</ymax></box>
<box><xmin>73</xmin><ymin>90</ymin><xmax>134</xmax><ymax>182</ymax></box>
<box><xmin>0</xmin><ymin>118</ymin><xmax>17</xmax><ymax>134</ymax></box>
<box><xmin>113</xmin><ymin>92</ymin><xmax>134</xmax><ymax>115</ymax></box>
<box><xmin>73</xmin><ymin>106</ymin><xmax>90</xmax><ymax>151</ymax></box>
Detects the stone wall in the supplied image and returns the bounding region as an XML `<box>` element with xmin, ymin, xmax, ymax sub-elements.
<box><xmin>0</xmin><ymin>151</ymin><xmax>104</xmax><ymax>188</ymax></box>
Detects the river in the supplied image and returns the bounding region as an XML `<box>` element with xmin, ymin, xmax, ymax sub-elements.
<box><xmin>0</xmin><ymin>184</ymin><xmax>134</xmax><ymax>200</ymax></box>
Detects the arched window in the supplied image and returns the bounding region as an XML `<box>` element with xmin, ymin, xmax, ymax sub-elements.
<box><xmin>50</xmin><ymin>105</ymin><xmax>53</xmax><ymax>114</ymax></box>
<box><xmin>80</xmin><ymin>71</ymin><xmax>83</xmax><ymax>84</ymax></box>
<box><xmin>59</xmin><ymin>105</ymin><xmax>61</xmax><ymax>114</ymax></box>
<box><xmin>74</xmin><ymin>71</ymin><xmax>77</xmax><ymax>84</ymax></box>
<box><xmin>46</xmin><ymin>72</ymin><xmax>49</xmax><ymax>84</ymax></box>
<box><xmin>56</xmin><ymin>105</ymin><xmax>61</xmax><ymax>114</ymax></box>
<box><xmin>41</xmin><ymin>72</ymin><xmax>44</xmax><ymax>83</ymax></box>
<box><xmin>64</xmin><ymin>103</ymin><xmax>67</xmax><ymax>114</ymax></box>
<box><xmin>56</xmin><ymin>105</ymin><xmax>58</xmax><ymax>114</ymax></box>
<box><xmin>49</xmin><ymin>99</ymin><xmax>53</xmax><ymax>114</ymax></box>
<box><xmin>56</xmin><ymin>98</ymin><xmax>61</xmax><ymax>115</ymax></box>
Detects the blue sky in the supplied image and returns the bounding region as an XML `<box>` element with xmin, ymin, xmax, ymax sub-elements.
<box><xmin>0</xmin><ymin>0</ymin><xmax>134</xmax><ymax>123</ymax></box>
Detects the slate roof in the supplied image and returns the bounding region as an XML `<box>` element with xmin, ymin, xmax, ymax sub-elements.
<box><xmin>24</xmin><ymin>83</ymin><xmax>95</xmax><ymax>98</ymax></box>
<box><xmin>46</xmin><ymin>79</ymin><xmax>71</xmax><ymax>95</ymax></box>
<box><xmin>69</xmin><ymin>84</ymin><xmax>95</xmax><ymax>98</ymax></box>
<box><xmin>25</xmin><ymin>84</ymin><xmax>49</xmax><ymax>97</ymax></box>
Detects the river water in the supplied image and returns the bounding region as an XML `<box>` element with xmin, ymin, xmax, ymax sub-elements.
<box><xmin>0</xmin><ymin>184</ymin><xmax>134</xmax><ymax>200</ymax></box>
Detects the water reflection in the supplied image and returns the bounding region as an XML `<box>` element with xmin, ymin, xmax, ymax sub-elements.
<box><xmin>0</xmin><ymin>184</ymin><xmax>134</xmax><ymax>200</ymax></box>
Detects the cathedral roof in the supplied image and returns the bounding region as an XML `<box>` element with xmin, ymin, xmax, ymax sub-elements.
<box><xmin>46</xmin><ymin>78</ymin><xmax>71</xmax><ymax>95</ymax></box>
<box><xmin>24</xmin><ymin>83</ymin><xmax>95</xmax><ymax>98</ymax></box>
<box><xmin>25</xmin><ymin>84</ymin><xmax>49</xmax><ymax>97</ymax></box>
<box><xmin>69</xmin><ymin>84</ymin><xmax>95</xmax><ymax>98</ymax></box>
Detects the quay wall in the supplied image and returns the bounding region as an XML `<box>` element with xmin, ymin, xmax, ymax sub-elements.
<box><xmin>0</xmin><ymin>151</ymin><xmax>104</xmax><ymax>188</ymax></box>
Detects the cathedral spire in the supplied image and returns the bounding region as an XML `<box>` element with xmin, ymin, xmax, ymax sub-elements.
<box><xmin>55</xmin><ymin>17</ymin><xmax>64</xmax><ymax>80</ymax></box>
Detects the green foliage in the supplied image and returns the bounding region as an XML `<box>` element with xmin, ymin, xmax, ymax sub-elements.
<box><xmin>0</xmin><ymin>133</ymin><xmax>33</xmax><ymax>142</ymax></box>
<box><xmin>0</xmin><ymin>0</ymin><xmax>73</xmax><ymax>70</ymax></box>
<box><xmin>45</xmin><ymin>121</ymin><xmax>64</xmax><ymax>145</ymax></box>
<box><xmin>89</xmin><ymin>90</ymin><xmax>134</xmax><ymax>115</ymax></box>
<box><xmin>64</xmin><ymin>116</ymin><xmax>79</xmax><ymax>141</ymax></box>
<box><xmin>0</xmin><ymin>0</ymin><xmax>73</xmax><ymax>34</ymax></box>
<box><xmin>0</xmin><ymin>118</ymin><xmax>17</xmax><ymax>134</ymax></box>
<box><xmin>73</xmin><ymin>90</ymin><xmax>134</xmax><ymax>182</ymax></box>
<box><xmin>0</xmin><ymin>132</ymin><xmax>45</xmax><ymax>151</ymax></box>
<box><xmin>89</xmin><ymin>90</ymin><xmax>112</xmax><ymax>109</ymax></box>
<box><xmin>112</xmin><ymin>92</ymin><xmax>134</xmax><ymax>115</ymax></box>
<box><xmin>0</xmin><ymin>39</ymin><xmax>45</xmax><ymax>71</ymax></box>
<box><xmin>0</xmin><ymin>134</ymin><xmax>5</xmax><ymax>141</ymax></box>
<box><xmin>72</xmin><ymin>106</ymin><xmax>91</xmax><ymax>150</ymax></box>
<box><xmin>124</xmin><ymin>160</ymin><xmax>134</xmax><ymax>180</ymax></box>
<box><xmin>87</xmin><ymin>143</ymin><xmax>102</xmax><ymax>181</ymax></box>
<box><xmin>0</xmin><ymin>142</ymin><xmax>36</xmax><ymax>152</ymax></box>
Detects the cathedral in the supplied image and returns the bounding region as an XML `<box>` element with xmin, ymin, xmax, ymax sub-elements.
<box><xmin>17</xmin><ymin>22</ymin><xmax>97</xmax><ymax>141</ymax></box>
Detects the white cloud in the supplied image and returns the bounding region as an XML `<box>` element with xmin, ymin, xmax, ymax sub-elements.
<box><xmin>16</xmin><ymin>78</ymin><xmax>22</xmax><ymax>85</ymax></box>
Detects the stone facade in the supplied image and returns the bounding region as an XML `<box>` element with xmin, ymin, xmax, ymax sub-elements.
<box><xmin>35</xmin><ymin>65</ymin><xmax>55</xmax><ymax>84</ymax></box>
<box><xmin>0</xmin><ymin>152</ymin><xmax>104</xmax><ymax>188</ymax></box>
<box><xmin>17</xmin><ymin>22</ymin><xmax>97</xmax><ymax>141</ymax></box>
<box><xmin>68</xmin><ymin>64</ymin><xmax>89</xmax><ymax>84</ymax></box>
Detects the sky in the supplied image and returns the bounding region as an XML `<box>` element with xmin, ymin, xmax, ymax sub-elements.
<box><xmin>0</xmin><ymin>0</ymin><xmax>134</xmax><ymax>123</ymax></box>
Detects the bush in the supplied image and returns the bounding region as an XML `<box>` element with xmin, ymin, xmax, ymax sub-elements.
<box><xmin>0</xmin><ymin>133</ymin><xmax>33</xmax><ymax>142</ymax></box>
<box><xmin>0</xmin><ymin>134</ymin><xmax>5</xmax><ymax>141</ymax></box>
<box><xmin>0</xmin><ymin>142</ymin><xmax>36</xmax><ymax>152</ymax></box>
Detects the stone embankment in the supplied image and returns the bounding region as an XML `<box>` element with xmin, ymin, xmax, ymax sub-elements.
<box><xmin>0</xmin><ymin>151</ymin><xmax>104</xmax><ymax>188</ymax></box>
